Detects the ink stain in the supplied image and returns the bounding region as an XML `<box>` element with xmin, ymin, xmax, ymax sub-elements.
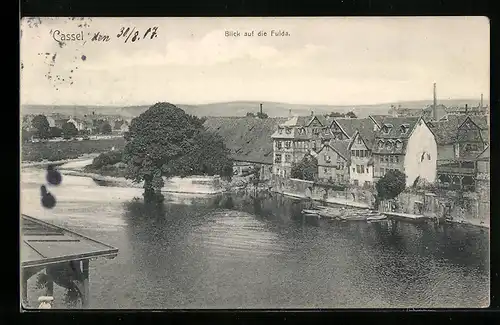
<box><xmin>81</xmin><ymin>55</ymin><xmax>87</xmax><ymax>61</ymax></box>
<box><xmin>40</xmin><ymin>185</ymin><xmax>56</xmax><ymax>209</ymax></box>
<box><xmin>46</xmin><ymin>165</ymin><xmax>63</xmax><ymax>186</ymax></box>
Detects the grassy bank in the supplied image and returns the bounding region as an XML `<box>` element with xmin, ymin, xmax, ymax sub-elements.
<box><xmin>21</xmin><ymin>138</ymin><xmax>126</xmax><ymax>162</ymax></box>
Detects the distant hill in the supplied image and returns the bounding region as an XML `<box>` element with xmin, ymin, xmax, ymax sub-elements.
<box><xmin>20</xmin><ymin>99</ymin><xmax>488</xmax><ymax>119</ymax></box>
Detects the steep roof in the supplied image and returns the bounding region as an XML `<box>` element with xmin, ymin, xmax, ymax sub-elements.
<box><xmin>352</xmin><ymin>127</ymin><xmax>378</xmax><ymax>150</ymax></box>
<box><xmin>373</xmin><ymin>116</ymin><xmax>420</xmax><ymax>139</ymax></box>
<box><xmin>430</xmin><ymin>114</ymin><xmax>489</xmax><ymax>145</ymax></box>
<box><xmin>280</xmin><ymin>116</ymin><xmax>310</xmax><ymax>127</ymax></box>
<box><xmin>203</xmin><ymin>117</ymin><xmax>286</xmax><ymax>164</ymax></box>
<box><xmin>318</xmin><ymin>139</ymin><xmax>351</xmax><ymax>162</ymax></box>
<box><xmin>477</xmin><ymin>146</ymin><xmax>490</xmax><ymax>161</ymax></box>
<box><xmin>330</xmin><ymin>139</ymin><xmax>351</xmax><ymax>161</ymax></box>
<box><xmin>333</xmin><ymin>118</ymin><xmax>377</xmax><ymax>139</ymax></box>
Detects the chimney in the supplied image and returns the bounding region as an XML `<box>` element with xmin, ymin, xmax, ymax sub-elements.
<box><xmin>259</xmin><ymin>103</ymin><xmax>263</xmax><ymax>115</ymax></box>
<box><xmin>311</xmin><ymin>110</ymin><xmax>314</xmax><ymax>116</ymax></box>
<box><xmin>391</xmin><ymin>105</ymin><xmax>397</xmax><ymax>117</ymax></box>
<box><xmin>465</xmin><ymin>104</ymin><xmax>468</xmax><ymax>114</ymax></box>
<box><xmin>480</xmin><ymin>93</ymin><xmax>484</xmax><ymax>108</ymax></box>
<box><xmin>433</xmin><ymin>82</ymin><xmax>437</xmax><ymax>121</ymax></box>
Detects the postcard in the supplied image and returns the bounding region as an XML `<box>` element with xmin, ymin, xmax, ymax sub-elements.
<box><xmin>20</xmin><ymin>17</ymin><xmax>489</xmax><ymax>309</ymax></box>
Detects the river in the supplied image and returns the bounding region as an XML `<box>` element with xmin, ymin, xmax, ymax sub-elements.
<box><xmin>21</xmin><ymin>164</ymin><xmax>490</xmax><ymax>309</ymax></box>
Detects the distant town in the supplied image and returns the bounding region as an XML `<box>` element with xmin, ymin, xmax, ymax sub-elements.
<box><xmin>21</xmin><ymin>83</ymin><xmax>490</xmax><ymax>226</ymax></box>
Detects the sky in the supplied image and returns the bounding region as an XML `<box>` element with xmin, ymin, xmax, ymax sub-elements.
<box><xmin>20</xmin><ymin>17</ymin><xmax>490</xmax><ymax>106</ymax></box>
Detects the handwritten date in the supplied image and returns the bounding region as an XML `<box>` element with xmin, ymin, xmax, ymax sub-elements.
<box><xmin>117</xmin><ymin>26</ymin><xmax>158</xmax><ymax>43</ymax></box>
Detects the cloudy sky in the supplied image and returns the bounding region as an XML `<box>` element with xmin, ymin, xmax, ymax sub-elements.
<box><xmin>20</xmin><ymin>17</ymin><xmax>489</xmax><ymax>106</ymax></box>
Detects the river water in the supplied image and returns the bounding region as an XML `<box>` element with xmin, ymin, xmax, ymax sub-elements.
<box><xmin>21</xmin><ymin>165</ymin><xmax>489</xmax><ymax>309</ymax></box>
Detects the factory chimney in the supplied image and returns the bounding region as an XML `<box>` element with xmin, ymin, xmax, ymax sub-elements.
<box><xmin>480</xmin><ymin>93</ymin><xmax>484</xmax><ymax>109</ymax></box>
<box><xmin>433</xmin><ymin>82</ymin><xmax>437</xmax><ymax>121</ymax></box>
<box><xmin>259</xmin><ymin>103</ymin><xmax>263</xmax><ymax>115</ymax></box>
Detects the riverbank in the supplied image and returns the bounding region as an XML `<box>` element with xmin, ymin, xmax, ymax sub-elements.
<box><xmin>21</xmin><ymin>137</ymin><xmax>125</xmax><ymax>162</ymax></box>
<box><xmin>281</xmin><ymin>191</ymin><xmax>489</xmax><ymax>229</ymax></box>
<box><xmin>21</xmin><ymin>153</ymin><xmax>99</xmax><ymax>168</ymax></box>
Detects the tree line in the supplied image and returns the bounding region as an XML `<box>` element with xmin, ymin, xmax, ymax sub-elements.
<box><xmin>22</xmin><ymin>114</ymin><xmax>114</xmax><ymax>142</ymax></box>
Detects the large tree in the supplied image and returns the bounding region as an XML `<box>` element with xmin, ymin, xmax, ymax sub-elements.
<box><xmin>31</xmin><ymin>114</ymin><xmax>51</xmax><ymax>139</ymax></box>
<box><xmin>100</xmin><ymin>122</ymin><xmax>112</xmax><ymax>134</ymax></box>
<box><xmin>62</xmin><ymin>122</ymin><xmax>78</xmax><ymax>139</ymax></box>
<box><xmin>122</xmin><ymin>102</ymin><xmax>232</xmax><ymax>203</ymax></box>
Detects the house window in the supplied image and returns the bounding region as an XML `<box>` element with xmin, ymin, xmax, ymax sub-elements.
<box><xmin>285</xmin><ymin>154</ymin><xmax>291</xmax><ymax>163</ymax></box>
<box><xmin>389</xmin><ymin>155</ymin><xmax>394</xmax><ymax>163</ymax></box>
<box><xmin>285</xmin><ymin>141</ymin><xmax>291</xmax><ymax>149</ymax></box>
<box><xmin>324</xmin><ymin>128</ymin><xmax>330</xmax><ymax>135</ymax></box>
<box><xmin>357</xmin><ymin>137</ymin><xmax>362</xmax><ymax>144</ymax></box>
<box><xmin>276</xmin><ymin>141</ymin><xmax>282</xmax><ymax>149</ymax></box>
<box><xmin>360</xmin><ymin>150</ymin><xmax>365</xmax><ymax>158</ymax></box>
<box><xmin>324</xmin><ymin>168</ymin><xmax>328</xmax><ymax>174</ymax></box>
<box><xmin>284</xmin><ymin>170</ymin><xmax>287</xmax><ymax>178</ymax></box>
<box><xmin>396</xmin><ymin>140</ymin><xmax>403</xmax><ymax>150</ymax></box>
<box><xmin>352</xmin><ymin>167</ymin><xmax>355</xmax><ymax>173</ymax></box>
<box><xmin>313</xmin><ymin>128</ymin><xmax>319</xmax><ymax>135</ymax></box>
<box><xmin>351</xmin><ymin>150</ymin><xmax>356</xmax><ymax>156</ymax></box>
<box><xmin>338</xmin><ymin>134</ymin><xmax>343</xmax><ymax>140</ymax></box>
<box><xmin>354</xmin><ymin>180</ymin><xmax>359</xmax><ymax>186</ymax></box>
<box><xmin>385</xmin><ymin>141</ymin><xmax>392</xmax><ymax>150</ymax></box>
<box><xmin>395</xmin><ymin>155</ymin><xmax>400</xmax><ymax>163</ymax></box>
<box><xmin>356</xmin><ymin>150</ymin><xmax>360</xmax><ymax>157</ymax></box>
<box><xmin>324</xmin><ymin>155</ymin><xmax>331</xmax><ymax>163</ymax></box>
<box><xmin>305</xmin><ymin>142</ymin><xmax>309</xmax><ymax>149</ymax></box>
<box><xmin>278</xmin><ymin>128</ymin><xmax>283</xmax><ymax>134</ymax></box>
<box><xmin>285</xmin><ymin>128</ymin><xmax>291</xmax><ymax>134</ymax></box>
<box><xmin>378</xmin><ymin>140</ymin><xmax>384</xmax><ymax>149</ymax></box>
<box><xmin>380</xmin><ymin>168</ymin><xmax>385</xmax><ymax>175</ymax></box>
<box><xmin>275</xmin><ymin>154</ymin><xmax>282</xmax><ymax>163</ymax></box>
<box><xmin>361</xmin><ymin>165</ymin><xmax>365</xmax><ymax>173</ymax></box>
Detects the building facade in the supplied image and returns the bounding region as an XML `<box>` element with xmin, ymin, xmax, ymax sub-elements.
<box><xmin>316</xmin><ymin>140</ymin><xmax>350</xmax><ymax>183</ymax></box>
<box><xmin>348</xmin><ymin>130</ymin><xmax>376</xmax><ymax>187</ymax></box>
<box><xmin>429</xmin><ymin>115</ymin><xmax>489</xmax><ymax>191</ymax></box>
<box><xmin>475</xmin><ymin>146</ymin><xmax>490</xmax><ymax>218</ymax></box>
<box><xmin>371</xmin><ymin>116</ymin><xmax>438</xmax><ymax>187</ymax></box>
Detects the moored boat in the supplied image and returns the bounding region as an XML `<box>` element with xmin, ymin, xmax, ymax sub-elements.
<box><xmin>366</xmin><ymin>214</ymin><xmax>387</xmax><ymax>222</ymax></box>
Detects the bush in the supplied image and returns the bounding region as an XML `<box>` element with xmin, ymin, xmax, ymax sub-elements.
<box><xmin>375</xmin><ymin>169</ymin><xmax>406</xmax><ymax>208</ymax></box>
<box><xmin>90</xmin><ymin>150</ymin><xmax>123</xmax><ymax>169</ymax></box>
<box><xmin>291</xmin><ymin>155</ymin><xmax>318</xmax><ymax>181</ymax></box>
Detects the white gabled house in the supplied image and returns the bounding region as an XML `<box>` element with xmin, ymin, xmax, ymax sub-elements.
<box><xmin>370</xmin><ymin>116</ymin><xmax>438</xmax><ymax>187</ymax></box>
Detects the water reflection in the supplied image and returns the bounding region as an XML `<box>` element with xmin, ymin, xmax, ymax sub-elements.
<box><xmin>21</xmin><ymin>167</ymin><xmax>489</xmax><ymax>308</ymax></box>
<box><xmin>120</xmin><ymin>191</ymin><xmax>488</xmax><ymax>308</ymax></box>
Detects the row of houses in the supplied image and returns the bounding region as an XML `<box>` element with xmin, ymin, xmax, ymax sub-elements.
<box><xmin>271</xmin><ymin>112</ymin><xmax>489</xmax><ymax>190</ymax></box>
<box><xmin>22</xmin><ymin>114</ymin><xmax>131</xmax><ymax>133</ymax></box>
<box><xmin>203</xmin><ymin>105</ymin><xmax>489</xmax><ymax>194</ymax></box>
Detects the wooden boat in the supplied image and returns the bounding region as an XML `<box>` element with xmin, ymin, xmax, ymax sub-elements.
<box><xmin>301</xmin><ymin>209</ymin><xmax>321</xmax><ymax>216</ymax></box>
<box><xmin>366</xmin><ymin>214</ymin><xmax>387</xmax><ymax>222</ymax></box>
<box><xmin>340</xmin><ymin>213</ymin><xmax>368</xmax><ymax>221</ymax></box>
